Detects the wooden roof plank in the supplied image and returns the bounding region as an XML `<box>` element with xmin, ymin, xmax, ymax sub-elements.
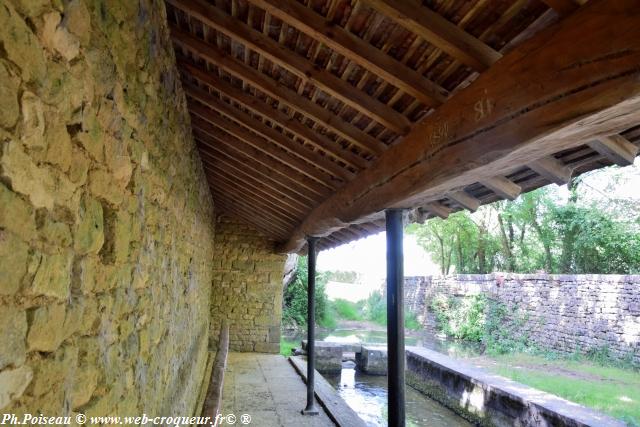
<box><xmin>587</xmin><ymin>135</ymin><xmax>639</xmax><ymax>166</ymax></box>
<box><xmin>185</xmin><ymin>86</ymin><xmax>356</xmax><ymax>182</ymax></box>
<box><xmin>171</xmin><ymin>28</ymin><xmax>388</xmax><ymax>155</ymax></box>
<box><xmin>181</xmin><ymin>62</ymin><xmax>369</xmax><ymax>170</ymax></box>
<box><xmin>247</xmin><ymin>0</ymin><xmax>448</xmax><ymax>107</ymax></box>
<box><xmin>423</xmin><ymin>202</ymin><xmax>451</xmax><ymax>219</ymax></box>
<box><xmin>168</xmin><ymin>0</ymin><xmax>412</xmax><ymax>134</ymax></box>
<box><xmin>361</xmin><ymin>0</ymin><xmax>502</xmax><ymax>71</ymax></box>
<box><xmin>541</xmin><ymin>0</ymin><xmax>580</xmax><ymax>17</ymax></box>
<box><xmin>213</xmin><ymin>197</ymin><xmax>292</xmax><ymax>237</ymax></box>
<box><xmin>279</xmin><ymin>0</ymin><xmax>640</xmax><ymax>252</ymax></box>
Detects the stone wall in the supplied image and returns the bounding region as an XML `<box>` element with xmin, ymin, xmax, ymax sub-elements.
<box><xmin>405</xmin><ymin>275</ymin><xmax>640</xmax><ymax>365</ymax></box>
<box><xmin>210</xmin><ymin>215</ymin><xmax>286</xmax><ymax>354</ymax></box>
<box><xmin>0</xmin><ymin>0</ymin><xmax>215</xmax><ymax>418</ymax></box>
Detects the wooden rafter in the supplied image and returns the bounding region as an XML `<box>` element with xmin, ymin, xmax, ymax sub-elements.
<box><xmin>480</xmin><ymin>177</ymin><xmax>522</xmax><ymax>201</ymax></box>
<box><xmin>588</xmin><ymin>135</ymin><xmax>639</xmax><ymax>166</ymax></box>
<box><xmin>192</xmin><ymin>122</ymin><xmax>332</xmax><ymax>198</ymax></box>
<box><xmin>279</xmin><ymin>1</ymin><xmax>640</xmax><ymax>252</ymax></box>
<box><xmin>528</xmin><ymin>157</ymin><xmax>573</xmax><ymax>185</ymax></box>
<box><xmin>168</xmin><ymin>0</ymin><xmax>412</xmax><ymax>134</ymax></box>
<box><xmin>361</xmin><ymin>0</ymin><xmax>502</xmax><ymax>71</ymax></box>
<box><xmin>181</xmin><ymin>62</ymin><xmax>369</xmax><ymax>170</ymax></box>
<box><xmin>246</xmin><ymin>0</ymin><xmax>448</xmax><ymax>107</ymax></box>
<box><xmin>171</xmin><ymin>28</ymin><xmax>388</xmax><ymax>155</ymax></box>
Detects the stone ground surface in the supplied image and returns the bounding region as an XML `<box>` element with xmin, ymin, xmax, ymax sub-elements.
<box><xmin>221</xmin><ymin>353</ymin><xmax>336</xmax><ymax>427</ymax></box>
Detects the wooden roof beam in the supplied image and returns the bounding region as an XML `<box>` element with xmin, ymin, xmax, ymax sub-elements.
<box><xmin>528</xmin><ymin>157</ymin><xmax>573</xmax><ymax>185</ymax></box>
<box><xmin>448</xmin><ymin>191</ymin><xmax>481</xmax><ymax>212</ymax></box>
<box><xmin>181</xmin><ymin>63</ymin><xmax>369</xmax><ymax>170</ymax></box>
<box><xmin>541</xmin><ymin>0</ymin><xmax>580</xmax><ymax>17</ymax></box>
<box><xmin>185</xmin><ymin>87</ymin><xmax>355</xmax><ymax>182</ymax></box>
<box><xmin>195</xmin><ymin>133</ymin><xmax>323</xmax><ymax>204</ymax></box>
<box><xmin>480</xmin><ymin>177</ymin><xmax>522</xmax><ymax>201</ymax></box>
<box><xmin>199</xmin><ymin>149</ymin><xmax>313</xmax><ymax>213</ymax></box>
<box><xmin>423</xmin><ymin>202</ymin><xmax>451</xmax><ymax>219</ymax></box>
<box><xmin>588</xmin><ymin>135</ymin><xmax>639</xmax><ymax>166</ymax></box>
<box><xmin>171</xmin><ymin>30</ymin><xmax>388</xmax><ymax>155</ymax></box>
<box><xmin>246</xmin><ymin>0</ymin><xmax>448</xmax><ymax>107</ymax></box>
<box><xmin>279</xmin><ymin>1</ymin><xmax>640</xmax><ymax>253</ymax></box>
<box><xmin>189</xmin><ymin>106</ymin><xmax>342</xmax><ymax>187</ymax></box>
<box><xmin>167</xmin><ymin>0</ymin><xmax>412</xmax><ymax>134</ymax></box>
<box><xmin>192</xmin><ymin>118</ymin><xmax>332</xmax><ymax>198</ymax></box>
<box><xmin>361</xmin><ymin>0</ymin><xmax>502</xmax><ymax>71</ymax></box>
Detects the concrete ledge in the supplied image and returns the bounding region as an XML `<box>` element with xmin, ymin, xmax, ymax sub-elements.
<box><xmin>289</xmin><ymin>356</ymin><xmax>367</xmax><ymax>427</ymax></box>
<box><xmin>300</xmin><ymin>341</ymin><xmax>344</xmax><ymax>374</ymax></box>
<box><xmin>301</xmin><ymin>340</ymin><xmax>363</xmax><ymax>353</ymax></box>
<box><xmin>406</xmin><ymin>347</ymin><xmax>626</xmax><ymax>427</ymax></box>
<box><xmin>355</xmin><ymin>346</ymin><xmax>387</xmax><ymax>375</ymax></box>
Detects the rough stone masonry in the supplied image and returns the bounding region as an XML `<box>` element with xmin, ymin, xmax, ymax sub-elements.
<box><xmin>405</xmin><ymin>274</ymin><xmax>640</xmax><ymax>365</ymax></box>
<box><xmin>0</xmin><ymin>0</ymin><xmax>287</xmax><ymax>417</ymax></box>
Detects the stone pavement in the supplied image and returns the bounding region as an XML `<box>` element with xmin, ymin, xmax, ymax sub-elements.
<box><xmin>221</xmin><ymin>353</ymin><xmax>336</xmax><ymax>426</ymax></box>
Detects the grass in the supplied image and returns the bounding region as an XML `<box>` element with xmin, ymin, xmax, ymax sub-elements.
<box><xmin>486</xmin><ymin>353</ymin><xmax>640</xmax><ymax>426</ymax></box>
<box><xmin>280</xmin><ymin>337</ymin><xmax>297</xmax><ymax>357</ymax></box>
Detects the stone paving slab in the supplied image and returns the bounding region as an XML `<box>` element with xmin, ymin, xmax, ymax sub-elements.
<box><xmin>221</xmin><ymin>353</ymin><xmax>336</xmax><ymax>427</ymax></box>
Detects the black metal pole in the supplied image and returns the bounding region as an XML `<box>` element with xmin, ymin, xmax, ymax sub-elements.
<box><xmin>386</xmin><ymin>209</ymin><xmax>405</xmax><ymax>427</ymax></box>
<box><xmin>302</xmin><ymin>236</ymin><xmax>319</xmax><ymax>415</ymax></box>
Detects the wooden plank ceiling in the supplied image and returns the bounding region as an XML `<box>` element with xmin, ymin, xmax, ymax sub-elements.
<box><xmin>165</xmin><ymin>0</ymin><xmax>640</xmax><ymax>253</ymax></box>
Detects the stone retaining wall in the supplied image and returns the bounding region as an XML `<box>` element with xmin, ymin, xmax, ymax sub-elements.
<box><xmin>210</xmin><ymin>216</ymin><xmax>286</xmax><ymax>353</ymax></box>
<box><xmin>0</xmin><ymin>0</ymin><xmax>215</xmax><ymax>417</ymax></box>
<box><xmin>405</xmin><ymin>275</ymin><xmax>640</xmax><ymax>364</ymax></box>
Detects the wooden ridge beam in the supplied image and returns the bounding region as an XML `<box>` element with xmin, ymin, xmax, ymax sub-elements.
<box><xmin>181</xmin><ymin>65</ymin><xmax>369</xmax><ymax>170</ymax></box>
<box><xmin>361</xmin><ymin>0</ymin><xmax>502</xmax><ymax>71</ymax></box>
<box><xmin>185</xmin><ymin>87</ymin><xmax>355</xmax><ymax>182</ymax></box>
<box><xmin>192</xmin><ymin>119</ymin><xmax>332</xmax><ymax>198</ymax></box>
<box><xmin>528</xmin><ymin>157</ymin><xmax>573</xmax><ymax>185</ymax></box>
<box><xmin>171</xmin><ymin>30</ymin><xmax>388</xmax><ymax>155</ymax></box>
<box><xmin>279</xmin><ymin>1</ymin><xmax>640</xmax><ymax>253</ymax></box>
<box><xmin>448</xmin><ymin>191</ymin><xmax>480</xmax><ymax>212</ymax></box>
<box><xmin>199</xmin><ymin>148</ymin><xmax>312</xmax><ymax>214</ymax></box>
<box><xmin>167</xmin><ymin>0</ymin><xmax>412</xmax><ymax>134</ymax></box>
<box><xmin>195</xmin><ymin>133</ymin><xmax>322</xmax><ymax>204</ymax></box>
<box><xmin>246</xmin><ymin>0</ymin><xmax>448</xmax><ymax>107</ymax></box>
<box><xmin>207</xmin><ymin>170</ymin><xmax>303</xmax><ymax>224</ymax></box>
<box><xmin>480</xmin><ymin>177</ymin><xmax>522</xmax><ymax>201</ymax></box>
<box><xmin>189</xmin><ymin>106</ymin><xmax>341</xmax><ymax>187</ymax></box>
<box><xmin>588</xmin><ymin>135</ymin><xmax>639</xmax><ymax>166</ymax></box>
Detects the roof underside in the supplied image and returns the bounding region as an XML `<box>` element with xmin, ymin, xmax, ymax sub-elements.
<box><xmin>164</xmin><ymin>0</ymin><xmax>640</xmax><ymax>253</ymax></box>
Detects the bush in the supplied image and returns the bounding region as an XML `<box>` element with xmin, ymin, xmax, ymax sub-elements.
<box><xmin>363</xmin><ymin>291</ymin><xmax>422</xmax><ymax>329</ymax></box>
<box><xmin>431</xmin><ymin>294</ymin><xmax>486</xmax><ymax>341</ymax></box>
<box><xmin>282</xmin><ymin>256</ymin><xmax>331</xmax><ymax>328</ymax></box>
<box><xmin>332</xmin><ymin>299</ymin><xmax>363</xmax><ymax>320</ymax></box>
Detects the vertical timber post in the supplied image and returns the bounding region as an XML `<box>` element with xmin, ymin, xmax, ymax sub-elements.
<box><xmin>302</xmin><ymin>236</ymin><xmax>319</xmax><ymax>415</ymax></box>
<box><xmin>386</xmin><ymin>209</ymin><xmax>405</xmax><ymax>427</ymax></box>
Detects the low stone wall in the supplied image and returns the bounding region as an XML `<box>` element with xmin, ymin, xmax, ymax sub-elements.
<box><xmin>0</xmin><ymin>0</ymin><xmax>215</xmax><ymax>417</ymax></box>
<box><xmin>406</xmin><ymin>347</ymin><xmax>625</xmax><ymax>427</ymax></box>
<box><xmin>405</xmin><ymin>275</ymin><xmax>640</xmax><ymax>364</ymax></box>
<box><xmin>210</xmin><ymin>215</ymin><xmax>286</xmax><ymax>353</ymax></box>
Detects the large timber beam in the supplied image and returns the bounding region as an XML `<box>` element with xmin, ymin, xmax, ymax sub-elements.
<box><xmin>279</xmin><ymin>1</ymin><xmax>640</xmax><ymax>253</ymax></box>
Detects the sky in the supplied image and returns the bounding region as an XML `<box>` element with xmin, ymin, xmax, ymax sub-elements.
<box><xmin>316</xmin><ymin>160</ymin><xmax>640</xmax><ymax>295</ymax></box>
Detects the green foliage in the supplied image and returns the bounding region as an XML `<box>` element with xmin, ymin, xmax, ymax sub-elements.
<box><xmin>331</xmin><ymin>298</ymin><xmax>363</xmax><ymax>320</ymax></box>
<box><xmin>431</xmin><ymin>294</ymin><xmax>487</xmax><ymax>341</ymax></box>
<box><xmin>280</xmin><ymin>337</ymin><xmax>297</xmax><ymax>357</ymax></box>
<box><xmin>483</xmin><ymin>299</ymin><xmax>531</xmax><ymax>354</ymax></box>
<box><xmin>282</xmin><ymin>256</ymin><xmax>332</xmax><ymax>328</ymax></box>
<box><xmin>408</xmin><ymin>183</ymin><xmax>640</xmax><ymax>274</ymax></box>
<box><xmin>363</xmin><ymin>291</ymin><xmax>421</xmax><ymax>329</ymax></box>
<box><xmin>323</xmin><ymin>270</ymin><xmax>361</xmax><ymax>283</ymax></box>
